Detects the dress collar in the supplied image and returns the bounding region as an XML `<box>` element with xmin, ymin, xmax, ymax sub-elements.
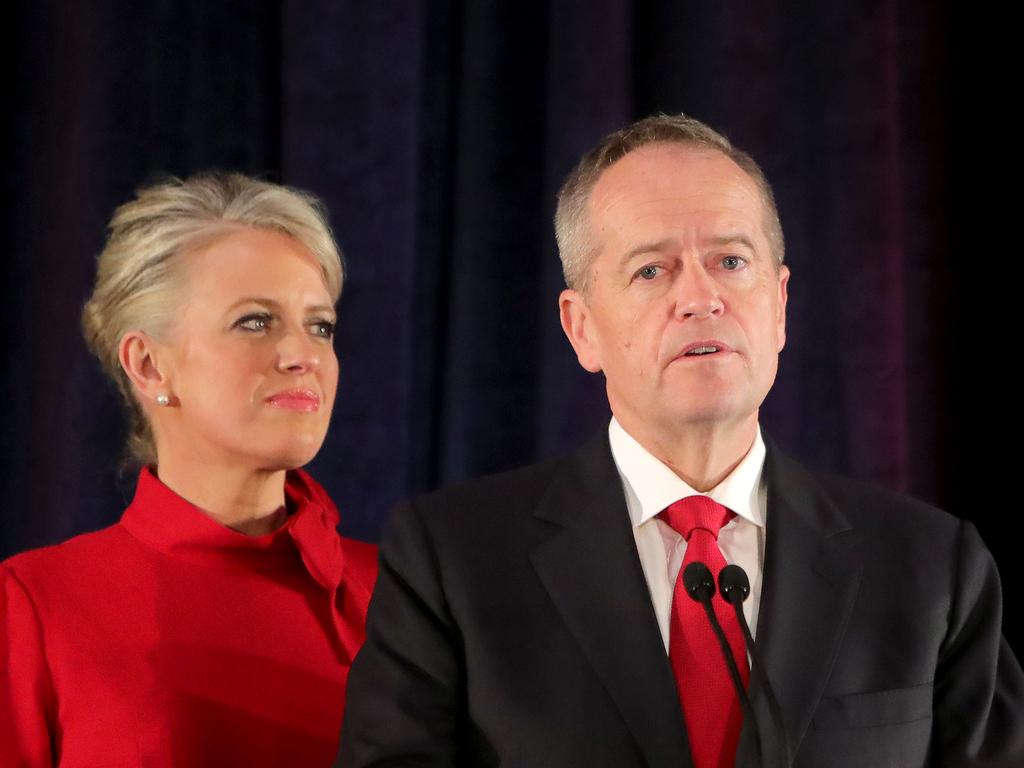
<box><xmin>120</xmin><ymin>467</ymin><xmax>345</xmax><ymax>592</ymax></box>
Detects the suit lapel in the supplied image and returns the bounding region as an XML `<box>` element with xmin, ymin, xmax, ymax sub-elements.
<box><xmin>529</xmin><ymin>434</ymin><xmax>693</xmax><ymax>768</ymax></box>
<box><xmin>736</xmin><ymin>441</ymin><xmax>864</xmax><ymax>765</ymax></box>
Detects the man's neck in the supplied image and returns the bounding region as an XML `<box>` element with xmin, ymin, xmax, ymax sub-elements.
<box><xmin>612</xmin><ymin>413</ymin><xmax>759</xmax><ymax>492</ymax></box>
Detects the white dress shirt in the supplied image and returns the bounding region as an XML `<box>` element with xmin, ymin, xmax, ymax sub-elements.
<box><xmin>607</xmin><ymin>417</ymin><xmax>767</xmax><ymax>652</ymax></box>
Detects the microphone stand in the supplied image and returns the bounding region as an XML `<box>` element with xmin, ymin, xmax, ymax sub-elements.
<box><xmin>682</xmin><ymin>562</ymin><xmax>763</xmax><ymax>768</ymax></box>
<box><xmin>719</xmin><ymin>564</ymin><xmax>791</xmax><ymax>768</ymax></box>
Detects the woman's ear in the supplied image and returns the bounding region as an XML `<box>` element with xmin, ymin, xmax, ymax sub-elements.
<box><xmin>118</xmin><ymin>331</ymin><xmax>173</xmax><ymax>407</ymax></box>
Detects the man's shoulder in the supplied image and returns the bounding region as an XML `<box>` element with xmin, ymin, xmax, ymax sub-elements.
<box><xmin>774</xmin><ymin>448</ymin><xmax>963</xmax><ymax>542</ymax></box>
<box><xmin>387</xmin><ymin>434</ymin><xmax>615</xmax><ymax>548</ymax></box>
<box><xmin>409</xmin><ymin>452</ymin><xmax>572</xmax><ymax>521</ymax></box>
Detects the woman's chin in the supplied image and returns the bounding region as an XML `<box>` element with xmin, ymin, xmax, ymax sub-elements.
<box><xmin>235</xmin><ymin>434</ymin><xmax>327</xmax><ymax>474</ymax></box>
<box><xmin>264</xmin><ymin>443</ymin><xmax>325</xmax><ymax>472</ymax></box>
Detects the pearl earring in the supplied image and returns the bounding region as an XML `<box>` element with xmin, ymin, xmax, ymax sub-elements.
<box><xmin>156</xmin><ymin>394</ymin><xmax>171</xmax><ymax>407</ymax></box>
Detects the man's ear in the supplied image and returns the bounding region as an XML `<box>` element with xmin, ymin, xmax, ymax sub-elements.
<box><xmin>559</xmin><ymin>289</ymin><xmax>602</xmax><ymax>373</ymax></box>
<box><xmin>118</xmin><ymin>331</ymin><xmax>173</xmax><ymax>407</ymax></box>
<box><xmin>775</xmin><ymin>264</ymin><xmax>790</xmax><ymax>352</ymax></box>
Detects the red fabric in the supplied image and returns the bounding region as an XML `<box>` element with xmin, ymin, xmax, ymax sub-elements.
<box><xmin>662</xmin><ymin>496</ymin><xmax>749</xmax><ymax>768</ymax></box>
<box><xmin>0</xmin><ymin>467</ymin><xmax>377</xmax><ymax>767</ymax></box>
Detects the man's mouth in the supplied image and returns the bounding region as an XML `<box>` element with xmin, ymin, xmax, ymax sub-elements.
<box><xmin>684</xmin><ymin>345</ymin><xmax>721</xmax><ymax>357</ymax></box>
<box><xmin>676</xmin><ymin>341</ymin><xmax>732</xmax><ymax>360</ymax></box>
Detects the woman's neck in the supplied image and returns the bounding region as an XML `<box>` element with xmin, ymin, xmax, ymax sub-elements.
<box><xmin>153</xmin><ymin>456</ymin><xmax>289</xmax><ymax>537</ymax></box>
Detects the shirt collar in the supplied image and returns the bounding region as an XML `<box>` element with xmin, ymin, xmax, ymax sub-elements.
<box><xmin>608</xmin><ymin>417</ymin><xmax>766</xmax><ymax>528</ymax></box>
<box><xmin>120</xmin><ymin>467</ymin><xmax>345</xmax><ymax>592</ymax></box>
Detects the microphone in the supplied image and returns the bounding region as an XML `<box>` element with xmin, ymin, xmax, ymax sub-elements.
<box><xmin>718</xmin><ymin>565</ymin><xmax>791</xmax><ymax>768</ymax></box>
<box><xmin>682</xmin><ymin>563</ymin><xmax>762</xmax><ymax>766</ymax></box>
<box><xmin>682</xmin><ymin>560</ymin><xmax>716</xmax><ymax>602</ymax></box>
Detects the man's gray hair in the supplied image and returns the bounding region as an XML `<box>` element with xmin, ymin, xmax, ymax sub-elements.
<box><xmin>554</xmin><ymin>113</ymin><xmax>785</xmax><ymax>293</ymax></box>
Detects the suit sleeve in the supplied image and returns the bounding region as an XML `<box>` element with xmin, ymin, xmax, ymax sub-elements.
<box><xmin>0</xmin><ymin>564</ymin><xmax>57</xmax><ymax>767</ymax></box>
<box><xmin>337</xmin><ymin>501</ymin><xmax>463</xmax><ymax>767</ymax></box>
<box><xmin>932</xmin><ymin>521</ymin><xmax>1024</xmax><ymax>767</ymax></box>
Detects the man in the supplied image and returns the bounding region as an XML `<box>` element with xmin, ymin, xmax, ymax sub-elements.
<box><xmin>338</xmin><ymin>115</ymin><xmax>1024</xmax><ymax>767</ymax></box>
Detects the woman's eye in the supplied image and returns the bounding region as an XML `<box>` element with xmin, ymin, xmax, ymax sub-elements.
<box><xmin>310</xmin><ymin>320</ymin><xmax>336</xmax><ymax>339</ymax></box>
<box><xmin>635</xmin><ymin>264</ymin><xmax>660</xmax><ymax>281</ymax></box>
<box><xmin>235</xmin><ymin>314</ymin><xmax>272</xmax><ymax>332</ymax></box>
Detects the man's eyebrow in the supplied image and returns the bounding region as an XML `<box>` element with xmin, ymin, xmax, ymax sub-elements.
<box><xmin>619</xmin><ymin>239</ymin><xmax>676</xmax><ymax>266</ymax></box>
<box><xmin>706</xmin><ymin>234</ymin><xmax>757</xmax><ymax>251</ymax></box>
<box><xmin>618</xmin><ymin>235</ymin><xmax>759</xmax><ymax>266</ymax></box>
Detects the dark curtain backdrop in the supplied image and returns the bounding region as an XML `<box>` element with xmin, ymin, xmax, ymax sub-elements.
<box><xmin>3</xmin><ymin>2</ymin><xmax>1015</xmax><ymax>646</ymax></box>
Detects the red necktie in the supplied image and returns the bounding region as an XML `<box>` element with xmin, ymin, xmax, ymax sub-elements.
<box><xmin>661</xmin><ymin>496</ymin><xmax>749</xmax><ymax>768</ymax></box>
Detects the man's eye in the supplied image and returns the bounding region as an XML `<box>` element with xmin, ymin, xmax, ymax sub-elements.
<box><xmin>721</xmin><ymin>255</ymin><xmax>745</xmax><ymax>270</ymax></box>
<box><xmin>310</xmin><ymin>320</ymin><xmax>336</xmax><ymax>339</ymax></box>
<box><xmin>235</xmin><ymin>313</ymin><xmax>272</xmax><ymax>332</ymax></box>
<box><xmin>636</xmin><ymin>265</ymin><xmax>660</xmax><ymax>281</ymax></box>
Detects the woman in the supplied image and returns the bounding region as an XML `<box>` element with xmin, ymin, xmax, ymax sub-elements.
<box><xmin>0</xmin><ymin>173</ymin><xmax>377</xmax><ymax>766</ymax></box>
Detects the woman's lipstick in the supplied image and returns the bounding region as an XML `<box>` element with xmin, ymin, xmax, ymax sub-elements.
<box><xmin>265</xmin><ymin>389</ymin><xmax>320</xmax><ymax>412</ymax></box>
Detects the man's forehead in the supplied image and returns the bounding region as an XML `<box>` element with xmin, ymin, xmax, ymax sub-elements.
<box><xmin>586</xmin><ymin>143</ymin><xmax>771</xmax><ymax>254</ymax></box>
<box><xmin>592</xmin><ymin>148</ymin><xmax>760</xmax><ymax>222</ymax></box>
<box><xmin>592</xmin><ymin>143</ymin><xmax>758</xmax><ymax>203</ymax></box>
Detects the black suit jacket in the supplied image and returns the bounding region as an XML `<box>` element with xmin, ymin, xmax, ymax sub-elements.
<box><xmin>338</xmin><ymin>433</ymin><xmax>1024</xmax><ymax>767</ymax></box>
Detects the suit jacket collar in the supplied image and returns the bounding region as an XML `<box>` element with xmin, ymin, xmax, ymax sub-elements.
<box><xmin>736</xmin><ymin>436</ymin><xmax>864</xmax><ymax>766</ymax></box>
<box><xmin>530</xmin><ymin>431</ymin><xmax>694</xmax><ymax>768</ymax></box>
<box><xmin>530</xmin><ymin>431</ymin><xmax>863</xmax><ymax>768</ymax></box>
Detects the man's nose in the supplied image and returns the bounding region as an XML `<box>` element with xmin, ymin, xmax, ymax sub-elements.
<box><xmin>671</xmin><ymin>263</ymin><xmax>724</xmax><ymax>320</ymax></box>
<box><xmin>276</xmin><ymin>328</ymin><xmax>321</xmax><ymax>373</ymax></box>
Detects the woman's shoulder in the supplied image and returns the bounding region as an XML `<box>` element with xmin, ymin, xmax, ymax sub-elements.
<box><xmin>2</xmin><ymin>524</ymin><xmax>131</xmax><ymax>596</ymax></box>
<box><xmin>339</xmin><ymin>535</ymin><xmax>377</xmax><ymax>571</ymax></box>
<box><xmin>339</xmin><ymin>535</ymin><xmax>379</xmax><ymax>593</ymax></box>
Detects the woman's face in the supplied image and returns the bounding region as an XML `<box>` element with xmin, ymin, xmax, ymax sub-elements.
<box><xmin>151</xmin><ymin>227</ymin><xmax>339</xmax><ymax>473</ymax></box>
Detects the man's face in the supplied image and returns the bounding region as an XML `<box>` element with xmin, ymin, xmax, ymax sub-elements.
<box><xmin>559</xmin><ymin>143</ymin><xmax>789</xmax><ymax>440</ymax></box>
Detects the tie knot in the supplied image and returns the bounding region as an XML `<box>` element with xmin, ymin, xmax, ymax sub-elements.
<box><xmin>661</xmin><ymin>496</ymin><xmax>734</xmax><ymax>541</ymax></box>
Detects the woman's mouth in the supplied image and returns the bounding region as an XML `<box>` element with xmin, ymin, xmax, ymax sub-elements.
<box><xmin>265</xmin><ymin>389</ymin><xmax>321</xmax><ymax>412</ymax></box>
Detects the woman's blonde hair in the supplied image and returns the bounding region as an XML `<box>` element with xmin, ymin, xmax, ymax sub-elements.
<box><xmin>82</xmin><ymin>172</ymin><xmax>344</xmax><ymax>466</ymax></box>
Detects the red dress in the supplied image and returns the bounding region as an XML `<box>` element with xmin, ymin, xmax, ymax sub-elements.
<box><xmin>0</xmin><ymin>467</ymin><xmax>377</xmax><ymax>767</ymax></box>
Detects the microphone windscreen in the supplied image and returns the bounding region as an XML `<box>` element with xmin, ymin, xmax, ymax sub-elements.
<box><xmin>682</xmin><ymin>561</ymin><xmax>716</xmax><ymax>602</ymax></box>
<box><xmin>719</xmin><ymin>564</ymin><xmax>751</xmax><ymax>603</ymax></box>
